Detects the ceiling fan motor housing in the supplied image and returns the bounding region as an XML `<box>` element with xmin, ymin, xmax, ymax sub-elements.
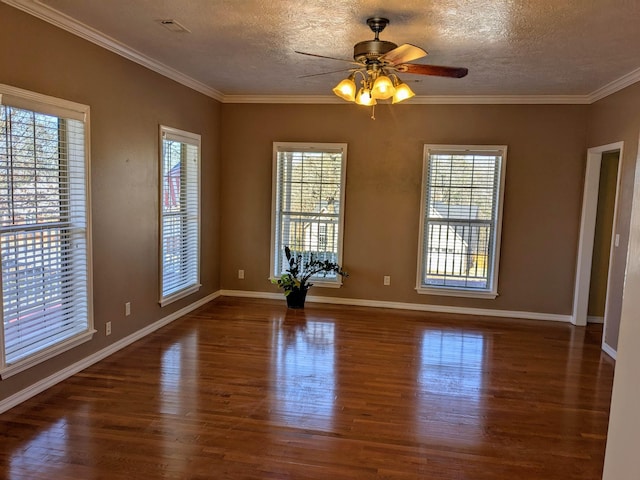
<box><xmin>353</xmin><ymin>40</ymin><xmax>398</xmax><ymax>64</ymax></box>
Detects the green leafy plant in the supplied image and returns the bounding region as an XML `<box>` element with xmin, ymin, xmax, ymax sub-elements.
<box><xmin>271</xmin><ymin>246</ymin><xmax>348</xmax><ymax>296</ymax></box>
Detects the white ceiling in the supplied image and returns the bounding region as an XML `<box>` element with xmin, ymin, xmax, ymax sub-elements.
<box><xmin>8</xmin><ymin>0</ymin><xmax>640</xmax><ymax>102</ymax></box>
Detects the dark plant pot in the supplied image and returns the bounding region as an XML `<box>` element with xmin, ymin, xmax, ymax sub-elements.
<box><xmin>286</xmin><ymin>289</ymin><xmax>308</xmax><ymax>309</ymax></box>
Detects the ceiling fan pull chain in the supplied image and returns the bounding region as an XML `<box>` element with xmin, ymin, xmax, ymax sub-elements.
<box><xmin>371</xmin><ymin>105</ymin><xmax>376</xmax><ymax>120</ymax></box>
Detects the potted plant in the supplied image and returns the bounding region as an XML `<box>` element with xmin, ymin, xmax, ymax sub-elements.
<box><xmin>271</xmin><ymin>246</ymin><xmax>348</xmax><ymax>308</ymax></box>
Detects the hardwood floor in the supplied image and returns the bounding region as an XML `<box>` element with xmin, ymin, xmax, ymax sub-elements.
<box><xmin>0</xmin><ymin>297</ymin><xmax>615</xmax><ymax>479</ymax></box>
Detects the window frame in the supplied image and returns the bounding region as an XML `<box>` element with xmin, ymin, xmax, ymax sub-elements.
<box><xmin>158</xmin><ymin>125</ymin><xmax>201</xmax><ymax>307</ymax></box>
<box><xmin>0</xmin><ymin>83</ymin><xmax>94</xmax><ymax>378</ymax></box>
<box><xmin>270</xmin><ymin>142</ymin><xmax>348</xmax><ymax>288</ymax></box>
<box><xmin>416</xmin><ymin>144</ymin><xmax>507</xmax><ymax>299</ymax></box>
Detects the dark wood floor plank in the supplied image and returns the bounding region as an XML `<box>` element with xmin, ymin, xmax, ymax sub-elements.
<box><xmin>0</xmin><ymin>297</ymin><xmax>614</xmax><ymax>479</ymax></box>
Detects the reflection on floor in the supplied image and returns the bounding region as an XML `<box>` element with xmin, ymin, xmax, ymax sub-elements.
<box><xmin>418</xmin><ymin>331</ymin><xmax>486</xmax><ymax>446</ymax></box>
<box><xmin>0</xmin><ymin>297</ymin><xmax>615</xmax><ymax>479</ymax></box>
<box><xmin>273</xmin><ymin>315</ymin><xmax>336</xmax><ymax>430</ymax></box>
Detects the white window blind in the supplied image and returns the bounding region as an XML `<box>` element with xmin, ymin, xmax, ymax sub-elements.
<box><xmin>417</xmin><ymin>145</ymin><xmax>507</xmax><ymax>298</ymax></box>
<box><xmin>271</xmin><ymin>143</ymin><xmax>347</xmax><ymax>285</ymax></box>
<box><xmin>159</xmin><ymin>126</ymin><xmax>200</xmax><ymax>306</ymax></box>
<box><xmin>0</xmin><ymin>84</ymin><xmax>93</xmax><ymax>377</ymax></box>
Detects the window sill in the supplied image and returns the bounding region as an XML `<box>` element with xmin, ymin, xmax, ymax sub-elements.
<box><xmin>268</xmin><ymin>278</ymin><xmax>343</xmax><ymax>289</ymax></box>
<box><xmin>1</xmin><ymin>329</ymin><xmax>96</xmax><ymax>379</ymax></box>
<box><xmin>160</xmin><ymin>284</ymin><xmax>201</xmax><ymax>307</ymax></box>
<box><xmin>308</xmin><ymin>280</ymin><xmax>343</xmax><ymax>289</ymax></box>
<box><xmin>415</xmin><ymin>287</ymin><xmax>498</xmax><ymax>299</ymax></box>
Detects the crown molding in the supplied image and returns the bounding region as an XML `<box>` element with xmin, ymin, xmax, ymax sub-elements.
<box><xmin>408</xmin><ymin>95</ymin><xmax>591</xmax><ymax>105</ymax></box>
<box><xmin>3</xmin><ymin>0</ymin><xmax>224</xmax><ymax>101</ymax></box>
<box><xmin>588</xmin><ymin>66</ymin><xmax>640</xmax><ymax>103</ymax></box>
<box><xmin>5</xmin><ymin>0</ymin><xmax>639</xmax><ymax>106</ymax></box>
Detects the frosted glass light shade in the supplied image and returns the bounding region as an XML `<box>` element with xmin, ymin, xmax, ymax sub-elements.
<box><xmin>392</xmin><ymin>82</ymin><xmax>415</xmax><ymax>104</ymax></box>
<box><xmin>355</xmin><ymin>88</ymin><xmax>377</xmax><ymax>106</ymax></box>
<box><xmin>332</xmin><ymin>77</ymin><xmax>357</xmax><ymax>102</ymax></box>
<box><xmin>371</xmin><ymin>75</ymin><xmax>396</xmax><ymax>100</ymax></box>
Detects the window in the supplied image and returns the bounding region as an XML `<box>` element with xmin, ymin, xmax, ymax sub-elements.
<box><xmin>159</xmin><ymin>126</ymin><xmax>200</xmax><ymax>306</ymax></box>
<box><xmin>417</xmin><ymin>145</ymin><xmax>507</xmax><ymax>298</ymax></box>
<box><xmin>0</xmin><ymin>84</ymin><xmax>93</xmax><ymax>378</ymax></box>
<box><xmin>271</xmin><ymin>143</ymin><xmax>347</xmax><ymax>286</ymax></box>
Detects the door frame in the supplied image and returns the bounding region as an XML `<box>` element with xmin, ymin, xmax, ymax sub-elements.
<box><xmin>572</xmin><ymin>142</ymin><xmax>623</xmax><ymax>339</ymax></box>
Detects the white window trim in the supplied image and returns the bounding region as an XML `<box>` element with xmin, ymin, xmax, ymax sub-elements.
<box><xmin>416</xmin><ymin>144</ymin><xmax>507</xmax><ymax>299</ymax></box>
<box><xmin>1</xmin><ymin>330</ymin><xmax>95</xmax><ymax>379</ymax></box>
<box><xmin>270</xmin><ymin>142</ymin><xmax>348</xmax><ymax>288</ymax></box>
<box><xmin>158</xmin><ymin>125</ymin><xmax>201</xmax><ymax>307</ymax></box>
<box><xmin>0</xmin><ymin>83</ymin><xmax>95</xmax><ymax>378</ymax></box>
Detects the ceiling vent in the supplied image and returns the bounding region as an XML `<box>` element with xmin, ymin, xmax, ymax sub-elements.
<box><xmin>157</xmin><ymin>19</ymin><xmax>190</xmax><ymax>33</ymax></box>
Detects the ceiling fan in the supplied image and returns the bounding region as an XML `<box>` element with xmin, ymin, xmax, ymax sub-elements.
<box><xmin>296</xmin><ymin>17</ymin><xmax>468</xmax><ymax>108</ymax></box>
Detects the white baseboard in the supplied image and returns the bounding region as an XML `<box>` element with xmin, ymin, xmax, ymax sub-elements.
<box><xmin>219</xmin><ymin>289</ymin><xmax>279</xmax><ymax>300</ymax></box>
<box><xmin>0</xmin><ymin>291</ymin><xmax>220</xmax><ymax>415</ymax></box>
<box><xmin>602</xmin><ymin>342</ymin><xmax>617</xmax><ymax>360</ymax></box>
<box><xmin>218</xmin><ymin>289</ymin><xmax>572</xmax><ymax>323</ymax></box>
<box><xmin>1</xmin><ymin>288</ymin><xmax>573</xmax><ymax>415</ymax></box>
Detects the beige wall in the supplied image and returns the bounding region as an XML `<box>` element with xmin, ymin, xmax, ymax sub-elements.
<box><xmin>588</xmin><ymin>83</ymin><xmax>640</xmax><ymax>480</ymax></box>
<box><xmin>0</xmin><ymin>5</ymin><xmax>221</xmax><ymax>401</ymax></box>
<box><xmin>3</xmin><ymin>11</ymin><xmax>640</xmax><ymax>474</ymax></box>
<box><xmin>587</xmin><ymin>82</ymin><xmax>640</xmax><ymax>352</ymax></box>
<box><xmin>220</xmin><ymin>103</ymin><xmax>588</xmax><ymax>314</ymax></box>
<box><xmin>3</xmin><ymin>3</ymin><xmax>640</xmax><ymax>477</ymax></box>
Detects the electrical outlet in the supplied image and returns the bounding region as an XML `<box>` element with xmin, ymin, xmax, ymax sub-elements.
<box><xmin>106</xmin><ymin>321</ymin><xmax>112</xmax><ymax>336</ymax></box>
<box><xmin>238</xmin><ymin>269</ymin><xmax>245</xmax><ymax>279</ymax></box>
<box><xmin>383</xmin><ymin>275</ymin><xmax>391</xmax><ymax>286</ymax></box>
<box><xmin>125</xmin><ymin>302</ymin><xmax>131</xmax><ymax>316</ymax></box>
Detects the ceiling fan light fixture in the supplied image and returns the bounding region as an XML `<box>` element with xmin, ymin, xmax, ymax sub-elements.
<box><xmin>297</xmin><ymin>16</ymin><xmax>468</xmax><ymax>114</ymax></box>
<box><xmin>355</xmin><ymin>87</ymin><xmax>377</xmax><ymax>106</ymax></box>
<box><xmin>392</xmin><ymin>81</ymin><xmax>415</xmax><ymax>104</ymax></box>
<box><xmin>371</xmin><ymin>74</ymin><xmax>396</xmax><ymax>100</ymax></box>
<box><xmin>332</xmin><ymin>75</ymin><xmax>357</xmax><ymax>102</ymax></box>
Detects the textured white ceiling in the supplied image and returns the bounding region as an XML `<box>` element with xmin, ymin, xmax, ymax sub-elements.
<box><xmin>22</xmin><ymin>0</ymin><xmax>640</xmax><ymax>97</ymax></box>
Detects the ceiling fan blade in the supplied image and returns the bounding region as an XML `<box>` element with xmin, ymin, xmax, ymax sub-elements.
<box><xmin>397</xmin><ymin>63</ymin><xmax>468</xmax><ymax>78</ymax></box>
<box><xmin>379</xmin><ymin>44</ymin><xmax>427</xmax><ymax>66</ymax></box>
<box><xmin>294</xmin><ymin>51</ymin><xmax>360</xmax><ymax>66</ymax></box>
<box><xmin>299</xmin><ymin>67</ymin><xmax>357</xmax><ymax>78</ymax></box>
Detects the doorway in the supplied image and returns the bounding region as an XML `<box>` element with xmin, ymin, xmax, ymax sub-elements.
<box><xmin>572</xmin><ymin>142</ymin><xmax>623</xmax><ymax>359</ymax></box>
